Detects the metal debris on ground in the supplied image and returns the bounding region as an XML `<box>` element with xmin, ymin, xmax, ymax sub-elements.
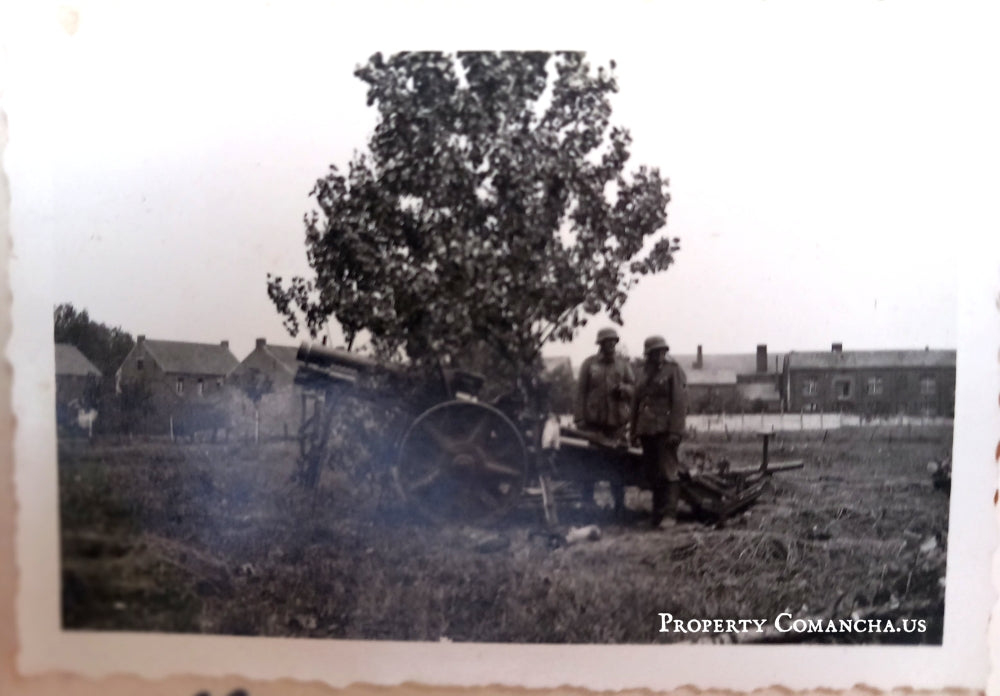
<box><xmin>565</xmin><ymin>525</ymin><xmax>602</xmax><ymax>544</ymax></box>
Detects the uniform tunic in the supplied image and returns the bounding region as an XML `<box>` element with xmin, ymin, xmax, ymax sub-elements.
<box><xmin>632</xmin><ymin>356</ymin><xmax>688</xmax><ymax>483</ymax></box>
<box><xmin>574</xmin><ymin>353</ymin><xmax>636</xmax><ymax>437</ymax></box>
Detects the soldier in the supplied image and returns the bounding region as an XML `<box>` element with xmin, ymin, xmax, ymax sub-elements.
<box><xmin>575</xmin><ymin>327</ymin><xmax>635</xmax><ymax>510</ymax></box>
<box><xmin>574</xmin><ymin>327</ymin><xmax>635</xmax><ymax>441</ymax></box>
<box><xmin>631</xmin><ymin>335</ymin><xmax>688</xmax><ymax>528</ymax></box>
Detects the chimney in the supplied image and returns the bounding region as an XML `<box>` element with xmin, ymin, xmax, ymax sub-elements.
<box><xmin>694</xmin><ymin>345</ymin><xmax>703</xmax><ymax>369</ymax></box>
<box><xmin>832</xmin><ymin>342</ymin><xmax>843</xmax><ymax>353</ymax></box>
<box><xmin>255</xmin><ymin>338</ymin><xmax>266</xmax><ymax>350</ymax></box>
<box><xmin>220</xmin><ymin>340</ymin><xmax>229</xmax><ymax>350</ymax></box>
<box><xmin>137</xmin><ymin>334</ymin><xmax>145</xmax><ymax>347</ymax></box>
<box><xmin>756</xmin><ymin>344</ymin><xmax>767</xmax><ymax>373</ymax></box>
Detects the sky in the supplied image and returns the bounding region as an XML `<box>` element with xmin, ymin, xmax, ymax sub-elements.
<box><xmin>8</xmin><ymin>1</ymin><xmax>995</xmax><ymax>371</ymax></box>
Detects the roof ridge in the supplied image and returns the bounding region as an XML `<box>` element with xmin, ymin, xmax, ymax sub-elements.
<box><xmin>262</xmin><ymin>344</ymin><xmax>299</xmax><ymax>373</ymax></box>
<box><xmin>141</xmin><ymin>341</ymin><xmax>165</xmax><ymax>370</ymax></box>
<box><xmin>139</xmin><ymin>338</ymin><xmax>238</xmax><ymax>375</ymax></box>
<box><xmin>787</xmin><ymin>347</ymin><xmax>956</xmax><ymax>353</ymax></box>
<box><xmin>145</xmin><ymin>338</ymin><xmax>232</xmax><ymax>349</ymax></box>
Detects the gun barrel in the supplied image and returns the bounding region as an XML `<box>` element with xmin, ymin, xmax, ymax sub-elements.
<box><xmin>293</xmin><ymin>363</ymin><xmax>358</xmax><ymax>389</ymax></box>
<box><xmin>296</xmin><ymin>342</ymin><xmax>401</xmax><ymax>374</ymax></box>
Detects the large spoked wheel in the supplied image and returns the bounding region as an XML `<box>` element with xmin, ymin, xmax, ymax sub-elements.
<box><xmin>394</xmin><ymin>400</ymin><xmax>526</xmax><ymax>523</ymax></box>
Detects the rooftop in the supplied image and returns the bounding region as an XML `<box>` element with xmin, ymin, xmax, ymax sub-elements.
<box><xmin>786</xmin><ymin>349</ymin><xmax>956</xmax><ymax>370</ymax></box>
<box><xmin>141</xmin><ymin>339</ymin><xmax>239</xmax><ymax>376</ymax></box>
<box><xmin>262</xmin><ymin>344</ymin><xmax>301</xmax><ymax>374</ymax></box>
<box><xmin>55</xmin><ymin>343</ymin><xmax>102</xmax><ymax>378</ymax></box>
<box><xmin>673</xmin><ymin>352</ymin><xmax>784</xmax><ymax>385</ymax></box>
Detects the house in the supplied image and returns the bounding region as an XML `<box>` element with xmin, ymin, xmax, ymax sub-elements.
<box><xmin>781</xmin><ymin>343</ymin><xmax>957</xmax><ymax>416</ymax></box>
<box><xmin>115</xmin><ymin>335</ymin><xmax>239</xmax><ymax>433</ymax></box>
<box><xmin>227</xmin><ymin>338</ymin><xmax>304</xmax><ymax>439</ymax></box>
<box><xmin>672</xmin><ymin>345</ymin><xmax>784</xmax><ymax>413</ymax></box>
<box><xmin>542</xmin><ymin>356</ymin><xmax>573</xmax><ymax>375</ymax></box>
<box><xmin>55</xmin><ymin>343</ymin><xmax>102</xmax><ymax>424</ymax></box>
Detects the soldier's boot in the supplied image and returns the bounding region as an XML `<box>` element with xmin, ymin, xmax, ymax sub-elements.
<box><xmin>651</xmin><ymin>485</ymin><xmax>666</xmax><ymax>528</ymax></box>
<box><xmin>658</xmin><ymin>482</ymin><xmax>680</xmax><ymax>530</ymax></box>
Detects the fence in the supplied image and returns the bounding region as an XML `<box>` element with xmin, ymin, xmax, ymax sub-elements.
<box><xmin>686</xmin><ymin>412</ymin><xmax>953</xmax><ymax>434</ymax></box>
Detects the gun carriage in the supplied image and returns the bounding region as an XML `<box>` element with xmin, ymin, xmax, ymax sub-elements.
<box><xmin>294</xmin><ymin>343</ymin><xmax>802</xmax><ymax>525</ymax></box>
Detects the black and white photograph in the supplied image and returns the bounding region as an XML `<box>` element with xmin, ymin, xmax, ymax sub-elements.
<box><xmin>6</xmin><ymin>1</ymin><xmax>997</xmax><ymax>692</ymax></box>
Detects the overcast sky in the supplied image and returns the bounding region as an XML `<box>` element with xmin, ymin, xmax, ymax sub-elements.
<box><xmin>9</xmin><ymin>1</ymin><xmax>994</xmax><ymax>370</ymax></box>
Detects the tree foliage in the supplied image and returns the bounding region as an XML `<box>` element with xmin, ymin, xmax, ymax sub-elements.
<box><xmin>54</xmin><ymin>303</ymin><xmax>134</xmax><ymax>377</ymax></box>
<box><xmin>116</xmin><ymin>379</ymin><xmax>154</xmax><ymax>435</ymax></box>
<box><xmin>541</xmin><ymin>361</ymin><xmax>576</xmax><ymax>416</ymax></box>
<box><xmin>237</xmin><ymin>367</ymin><xmax>275</xmax><ymax>407</ymax></box>
<box><xmin>268</xmin><ymin>52</ymin><xmax>677</xmax><ymax>379</ymax></box>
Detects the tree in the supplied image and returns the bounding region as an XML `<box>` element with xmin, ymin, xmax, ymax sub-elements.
<box><xmin>54</xmin><ymin>303</ymin><xmax>134</xmax><ymax>377</ymax></box>
<box><xmin>116</xmin><ymin>379</ymin><xmax>153</xmax><ymax>436</ymax></box>
<box><xmin>541</xmin><ymin>361</ymin><xmax>576</xmax><ymax>416</ymax></box>
<box><xmin>269</xmin><ymin>51</ymin><xmax>677</xmax><ymax>383</ymax></box>
<box><xmin>237</xmin><ymin>367</ymin><xmax>274</xmax><ymax>444</ymax></box>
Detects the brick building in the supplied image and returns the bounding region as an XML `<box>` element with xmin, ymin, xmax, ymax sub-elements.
<box><xmin>781</xmin><ymin>344</ymin><xmax>956</xmax><ymax>416</ymax></box>
<box><xmin>673</xmin><ymin>345</ymin><xmax>784</xmax><ymax>413</ymax></box>
<box><xmin>227</xmin><ymin>338</ymin><xmax>304</xmax><ymax>439</ymax></box>
<box><xmin>115</xmin><ymin>335</ymin><xmax>239</xmax><ymax>433</ymax></box>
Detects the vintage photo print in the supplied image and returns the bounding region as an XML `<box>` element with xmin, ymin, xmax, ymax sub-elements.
<box><xmin>6</xmin><ymin>1</ymin><xmax>998</xmax><ymax>692</ymax></box>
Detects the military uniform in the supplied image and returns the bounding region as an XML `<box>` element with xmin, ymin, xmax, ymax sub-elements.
<box><xmin>574</xmin><ymin>328</ymin><xmax>635</xmax><ymax>511</ymax></box>
<box><xmin>632</xmin><ymin>339</ymin><xmax>687</xmax><ymax>526</ymax></box>
<box><xmin>574</xmin><ymin>353</ymin><xmax>636</xmax><ymax>440</ymax></box>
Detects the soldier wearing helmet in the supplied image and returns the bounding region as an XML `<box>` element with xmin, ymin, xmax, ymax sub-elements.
<box><xmin>574</xmin><ymin>327</ymin><xmax>636</xmax><ymax>509</ymax></box>
<box><xmin>631</xmin><ymin>335</ymin><xmax>688</xmax><ymax>528</ymax></box>
<box><xmin>574</xmin><ymin>327</ymin><xmax>636</xmax><ymax>442</ymax></box>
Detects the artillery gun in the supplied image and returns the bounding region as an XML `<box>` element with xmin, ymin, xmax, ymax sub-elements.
<box><xmin>294</xmin><ymin>342</ymin><xmax>549</xmax><ymax>522</ymax></box>
<box><xmin>294</xmin><ymin>343</ymin><xmax>803</xmax><ymax>526</ymax></box>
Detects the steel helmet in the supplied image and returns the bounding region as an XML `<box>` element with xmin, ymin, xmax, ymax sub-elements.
<box><xmin>643</xmin><ymin>335</ymin><xmax>669</xmax><ymax>355</ymax></box>
<box><xmin>596</xmin><ymin>328</ymin><xmax>620</xmax><ymax>345</ymax></box>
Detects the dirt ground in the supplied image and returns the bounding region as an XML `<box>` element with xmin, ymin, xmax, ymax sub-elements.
<box><xmin>57</xmin><ymin>426</ymin><xmax>950</xmax><ymax>644</ymax></box>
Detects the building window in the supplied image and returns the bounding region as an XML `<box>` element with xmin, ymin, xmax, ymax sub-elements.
<box><xmin>866</xmin><ymin>377</ymin><xmax>883</xmax><ymax>396</ymax></box>
<box><xmin>197</xmin><ymin>378</ymin><xmax>204</xmax><ymax>396</ymax></box>
<box><xmin>802</xmin><ymin>380</ymin><xmax>818</xmax><ymax>396</ymax></box>
<box><xmin>920</xmin><ymin>377</ymin><xmax>936</xmax><ymax>396</ymax></box>
<box><xmin>833</xmin><ymin>378</ymin><xmax>852</xmax><ymax>400</ymax></box>
<box><xmin>216</xmin><ymin>378</ymin><xmax>223</xmax><ymax>388</ymax></box>
<box><xmin>176</xmin><ymin>378</ymin><xmax>184</xmax><ymax>395</ymax></box>
<box><xmin>137</xmin><ymin>358</ymin><xmax>144</xmax><ymax>371</ymax></box>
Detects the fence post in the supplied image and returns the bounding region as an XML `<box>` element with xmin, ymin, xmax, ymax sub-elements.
<box><xmin>169</xmin><ymin>416</ymin><xmax>174</xmax><ymax>442</ymax></box>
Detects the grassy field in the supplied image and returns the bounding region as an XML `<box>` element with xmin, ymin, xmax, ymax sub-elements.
<box><xmin>58</xmin><ymin>427</ymin><xmax>950</xmax><ymax>643</ymax></box>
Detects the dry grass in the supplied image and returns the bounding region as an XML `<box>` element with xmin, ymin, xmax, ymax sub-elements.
<box><xmin>58</xmin><ymin>428</ymin><xmax>949</xmax><ymax>643</ymax></box>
